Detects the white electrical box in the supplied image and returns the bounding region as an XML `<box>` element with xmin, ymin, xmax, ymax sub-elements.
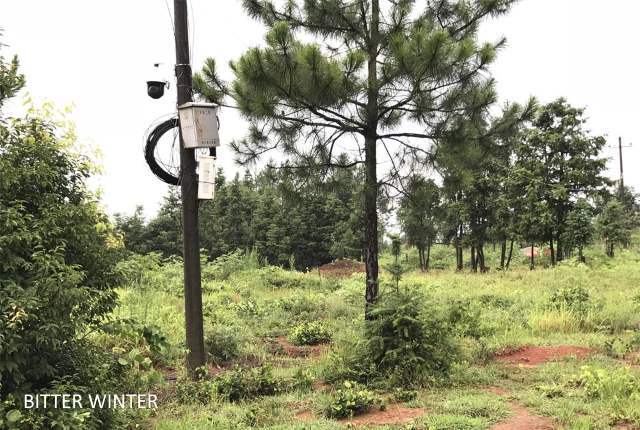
<box><xmin>178</xmin><ymin>102</ymin><xmax>220</xmax><ymax>148</ymax></box>
<box><xmin>197</xmin><ymin>155</ymin><xmax>216</xmax><ymax>200</ymax></box>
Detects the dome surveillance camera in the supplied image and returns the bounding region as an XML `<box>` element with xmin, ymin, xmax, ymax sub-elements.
<box><xmin>147</xmin><ymin>81</ymin><xmax>168</xmax><ymax>99</ymax></box>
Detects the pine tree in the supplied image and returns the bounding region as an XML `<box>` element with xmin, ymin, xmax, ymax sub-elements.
<box><xmin>398</xmin><ymin>175</ymin><xmax>440</xmax><ymax>271</ymax></box>
<box><xmin>195</xmin><ymin>0</ymin><xmax>533</xmax><ymax>316</ymax></box>
<box><xmin>596</xmin><ymin>200</ymin><xmax>629</xmax><ymax>258</ymax></box>
<box><xmin>561</xmin><ymin>198</ymin><xmax>594</xmax><ymax>262</ymax></box>
<box><xmin>0</xmin><ymin>34</ymin><xmax>25</xmax><ymax>109</ymax></box>
<box><xmin>114</xmin><ymin>205</ymin><xmax>148</xmax><ymax>254</ymax></box>
<box><xmin>521</xmin><ymin>99</ymin><xmax>609</xmax><ymax>263</ymax></box>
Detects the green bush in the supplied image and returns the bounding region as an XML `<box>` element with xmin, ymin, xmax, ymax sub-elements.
<box><xmin>324</xmin><ymin>381</ymin><xmax>379</xmax><ymax>419</ymax></box>
<box><xmin>289</xmin><ymin>321</ymin><xmax>332</xmax><ymax>346</ymax></box>
<box><xmin>205</xmin><ymin>325</ymin><xmax>244</xmax><ymax>364</ymax></box>
<box><xmin>175</xmin><ymin>368</ymin><xmax>215</xmax><ymax>405</ymax></box>
<box><xmin>276</xmin><ymin>294</ymin><xmax>326</xmax><ymax>322</ymax></box>
<box><xmin>258</xmin><ymin>267</ymin><xmax>326</xmax><ymax>289</ymax></box>
<box><xmin>214</xmin><ymin>365</ymin><xmax>283</xmax><ymax>402</ymax></box>
<box><xmin>549</xmin><ymin>286</ymin><xmax>591</xmax><ymax>314</ymax></box>
<box><xmin>323</xmin><ymin>289</ymin><xmax>458</xmax><ymax>387</ymax></box>
<box><xmin>393</xmin><ymin>388</ymin><xmax>418</xmax><ymax>402</ymax></box>
<box><xmin>447</xmin><ymin>299</ymin><xmax>492</xmax><ymax>339</ymax></box>
<box><xmin>366</xmin><ymin>290</ymin><xmax>458</xmax><ymax>386</ymax></box>
<box><xmin>575</xmin><ymin>365</ymin><xmax>640</xmax><ymax>399</ymax></box>
<box><xmin>101</xmin><ymin>318</ymin><xmax>171</xmax><ymax>359</ymax></box>
<box><xmin>203</xmin><ymin>250</ymin><xmax>258</xmax><ymax>281</ymax></box>
<box><xmin>0</xmin><ymin>106</ymin><xmax>123</xmax><ymax>428</ymax></box>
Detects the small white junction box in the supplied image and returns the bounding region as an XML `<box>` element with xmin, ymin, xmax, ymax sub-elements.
<box><xmin>178</xmin><ymin>102</ymin><xmax>220</xmax><ymax>149</ymax></box>
<box><xmin>197</xmin><ymin>155</ymin><xmax>216</xmax><ymax>200</ymax></box>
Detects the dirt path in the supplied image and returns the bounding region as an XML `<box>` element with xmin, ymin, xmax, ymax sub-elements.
<box><xmin>484</xmin><ymin>388</ymin><xmax>555</xmax><ymax>430</ymax></box>
<box><xmin>490</xmin><ymin>403</ymin><xmax>555</xmax><ymax>430</ymax></box>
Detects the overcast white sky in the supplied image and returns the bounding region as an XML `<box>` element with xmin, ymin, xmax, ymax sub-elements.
<box><xmin>2</xmin><ymin>0</ymin><xmax>639</xmax><ymax>217</ymax></box>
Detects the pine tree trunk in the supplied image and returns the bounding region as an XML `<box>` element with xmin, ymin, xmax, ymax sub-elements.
<box><xmin>364</xmin><ymin>0</ymin><xmax>380</xmax><ymax>320</ymax></box>
<box><xmin>426</xmin><ymin>242</ymin><xmax>431</xmax><ymax>272</ymax></box>
<box><xmin>478</xmin><ymin>245</ymin><xmax>487</xmax><ymax>273</ymax></box>
<box><xmin>364</xmin><ymin>133</ymin><xmax>378</xmax><ymax>319</ymax></box>
<box><xmin>556</xmin><ymin>233</ymin><xmax>564</xmax><ymax>262</ymax></box>
<box><xmin>418</xmin><ymin>246</ymin><xmax>425</xmax><ymax>271</ymax></box>
<box><xmin>530</xmin><ymin>243</ymin><xmax>535</xmax><ymax>270</ymax></box>
<box><xmin>456</xmin><ymin>224</ymin><xmax>464</xmax><ymax>271</ymax></box>
<box><xmin>549</xmin><ymin>236</ymin><xmax>555</xmax><ymax>266</ymax></box>
<box><xmin>500</xmin><ymin>239</ymin><xmax>507</xmax><ymax>270</ymax></box>
<box><xmin>506</xmin><ymin>239</ymin><xmax>514</xmax><ymax>269</ymax></box>
<box><xmin>471</xmin><ymin>246</ymin><xmax>477</xmax><ymax>272</ymax></box>
<box><xmin>578</xmin><ymin>247</ymin><xmax>585</xmax><ymax>263</ymax></box>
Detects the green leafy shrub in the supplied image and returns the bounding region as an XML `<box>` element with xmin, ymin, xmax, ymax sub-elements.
<box><xmin>476</xmin><ymin>294</ymin><xmax>514</xmax><ymax>309</ymax></box>
<box><xmin>393</xmin><ymin>388</ymin><xmax>418</xmax><ymax>402</ymax></box>
<box><xmin>289</xmin><ymin>321</ymin><xmax>332</xmax><ymax>346</ymax></box>
<box><xmin>175</xmin><ymin>368</ymin><xmax>215</xmax><ymax>405</ymax></box>
<box><xmin>205</xmin><ymin>325</ymin><xmax>244</xmax><ymax>364</ymax></box>
<box><xmin>574</xmin><ymin>365</ymin><xmax>640</xmax><ymax>399</ymax></box>
<box><xmin>324</xmin><ymin>381</ymin><xmax>379</xmax><ymax>419</ymax></box>
<box><xmin>549</xmin><ymin>286</ymin><xmax>591</xmax><ymax>314</ymax></box>
<box><xmin>366</xmin><ymin>290</ymin><xmax>458</xmax><ymax>386</ymax></box>
<box><xmin>258</xmin><ymin>267</ymin><xmax>325</xmax><ymax>289</ymax></box>
<box><xmin>603</xmin><ymin>334</ymin><xmax>640</xmax><ymax>359</ymax></box>
<box><xmin>0</xmin><ymin>105</ymin><xmax>123</xmax><ymax>428</ymax></box>
<box><xmin>289</xmin><ymin>368</ymin><xmax>314</xmax><ymax>392</ymax></box>
<box><xmin>101</xmin><ymin>318</ymin><xmax>171</xmax><ymax>360</ymax></box>
<box><xmin>323</xmin><ymin>289</ymin><xmax>458</xmax><ymax>387</ymax></box>
<box><xmin>214</xmin><ymin>365</ymin><xmax>283</xmax><ymax>402</ymax></box>
<box><xmin>276</xmin><ymin>294</ymin><xmax>326</xmax><ymax>322</ymax></box>
<box><xmin>447</xmin><ymin>299</ymin><xmax>492</xmax><ymax>339</ymax></box>
<box><xmin>202</xmin><ymin>250</ymin><xmax>249</xmax><ymax>281</ymax></box>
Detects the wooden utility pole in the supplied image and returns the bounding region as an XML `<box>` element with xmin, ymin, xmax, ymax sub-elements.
<box><xmin>618</xmin><ymin>136</ymin><xmax>625</xmax><ymax>198</ymax></box>
<box><xmin>174</xmin><ymin>0</ymin><xmax>205</xmax><ymax>372</ymax></box>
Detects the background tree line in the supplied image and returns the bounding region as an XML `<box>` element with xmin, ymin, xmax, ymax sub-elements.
<box><xmin>114</xmin><ymin>157</ymin><xmax>382</xmax><ymax>270</ymax></box>
<box><xmin>398</xmin><ymin>99</ymin><xmax>640</xmax><ymax>271</ymax></box>
<box><xmin>116</xmin><ymin>100</ymin><xmax>639</xmax><ymax>273</ymax></box>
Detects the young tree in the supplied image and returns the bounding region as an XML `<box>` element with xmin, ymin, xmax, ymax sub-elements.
<box><xmin>195</xmin><ymin>0</ymin><xmax>533</xmax><ymax>316</ymax></box>
<box><xmin>561</xmin><ymin>198</ymin><xmax>594</xmax><ymax>262</ymax></box>
<box><xmin>522</xmin><ymin>99</ymin><xmax>608</xmax><ymax>263</ymax></box>
<box><xmin>146</xmin><ymin>189</ymin><xmax>184</xmax><ymax>257</ymax></box>
<box><xmin>114</xmin><ymin>205</ymin><xmax>149</xmax><ymax>254</ymax></box>
<box><xmin>398</xmin><ymin>175</ymin><xmax>440</xmax><ymax>271</ymax></box>
<box><xmin>596</xmin><ymin>200</ymin><xmax>628</xmax><ymax>257</ymax></box>
<box><xmin>1</xmin><ymin>58</ymin><xmax>122</xmax><ymax>426</ymax></box>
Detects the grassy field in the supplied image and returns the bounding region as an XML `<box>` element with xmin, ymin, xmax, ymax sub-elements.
<box><xmin>108</xmin><ymin>241</ymin><xmax>640</xmax><ymax>430</ymax></box>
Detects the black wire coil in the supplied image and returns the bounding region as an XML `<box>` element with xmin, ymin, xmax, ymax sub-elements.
<box><xmin>145</xmin><ymin>117</ymin><xmax>181</xmax><ymax>186</ymax></box>
<box><xmin>144</xmin><ymin>117</ymin><xmax>218</xmax><ymax>186</ymax></box>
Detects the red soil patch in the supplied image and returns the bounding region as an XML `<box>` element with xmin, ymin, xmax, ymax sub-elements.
<box><xmin>266</xmin><ymin>336</ymin><xmax>328</xmax><ymax>358</ymax></box>
<box><xmin>295</xmin><ymin>404</ymin><xmax>426</xmax><ymax>427</ymax></box>
<box><xmin>496</xmin><ymin>345</ymin><xmax>592</xmax><ymax>367</ymax></box>
<box><xmin>491</xmin><ymin>403</ymin><xmax>555</xmax><ymax>430</ymax></box>
<box><xmin>345</xmin><ymin>405</ymin><xmax>426</xmax><ymax>426</ymax></box>
<box><xmin>318</xmin><ymin>259</ymin><xmax>365</xmax><ymax>278</ymax></box>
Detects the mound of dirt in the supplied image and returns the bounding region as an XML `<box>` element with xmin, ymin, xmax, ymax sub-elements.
<box><xmin>295</xmin><ymin>404</ymin><xmax>426</xmax><ymax>427</ymax></box>
<box><xmin>318</xmin><ymin>259</ymin><xmax>365</xmax><ymax>278</ymax></box>
<box><xmin>496</xmin><ymin>345</ymin><xmax>592</xmax><ymax>367</ymax></box>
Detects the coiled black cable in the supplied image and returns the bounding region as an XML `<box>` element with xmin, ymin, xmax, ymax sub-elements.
<box><xmin>144</xmin><ymin>116</ymin><xmax>218</xmax><ymax>186</ymax></box>
<box><xmin>145</xmin><ymin>117</ymin><xmax>181</xmax><ymax>185</ymax></box>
